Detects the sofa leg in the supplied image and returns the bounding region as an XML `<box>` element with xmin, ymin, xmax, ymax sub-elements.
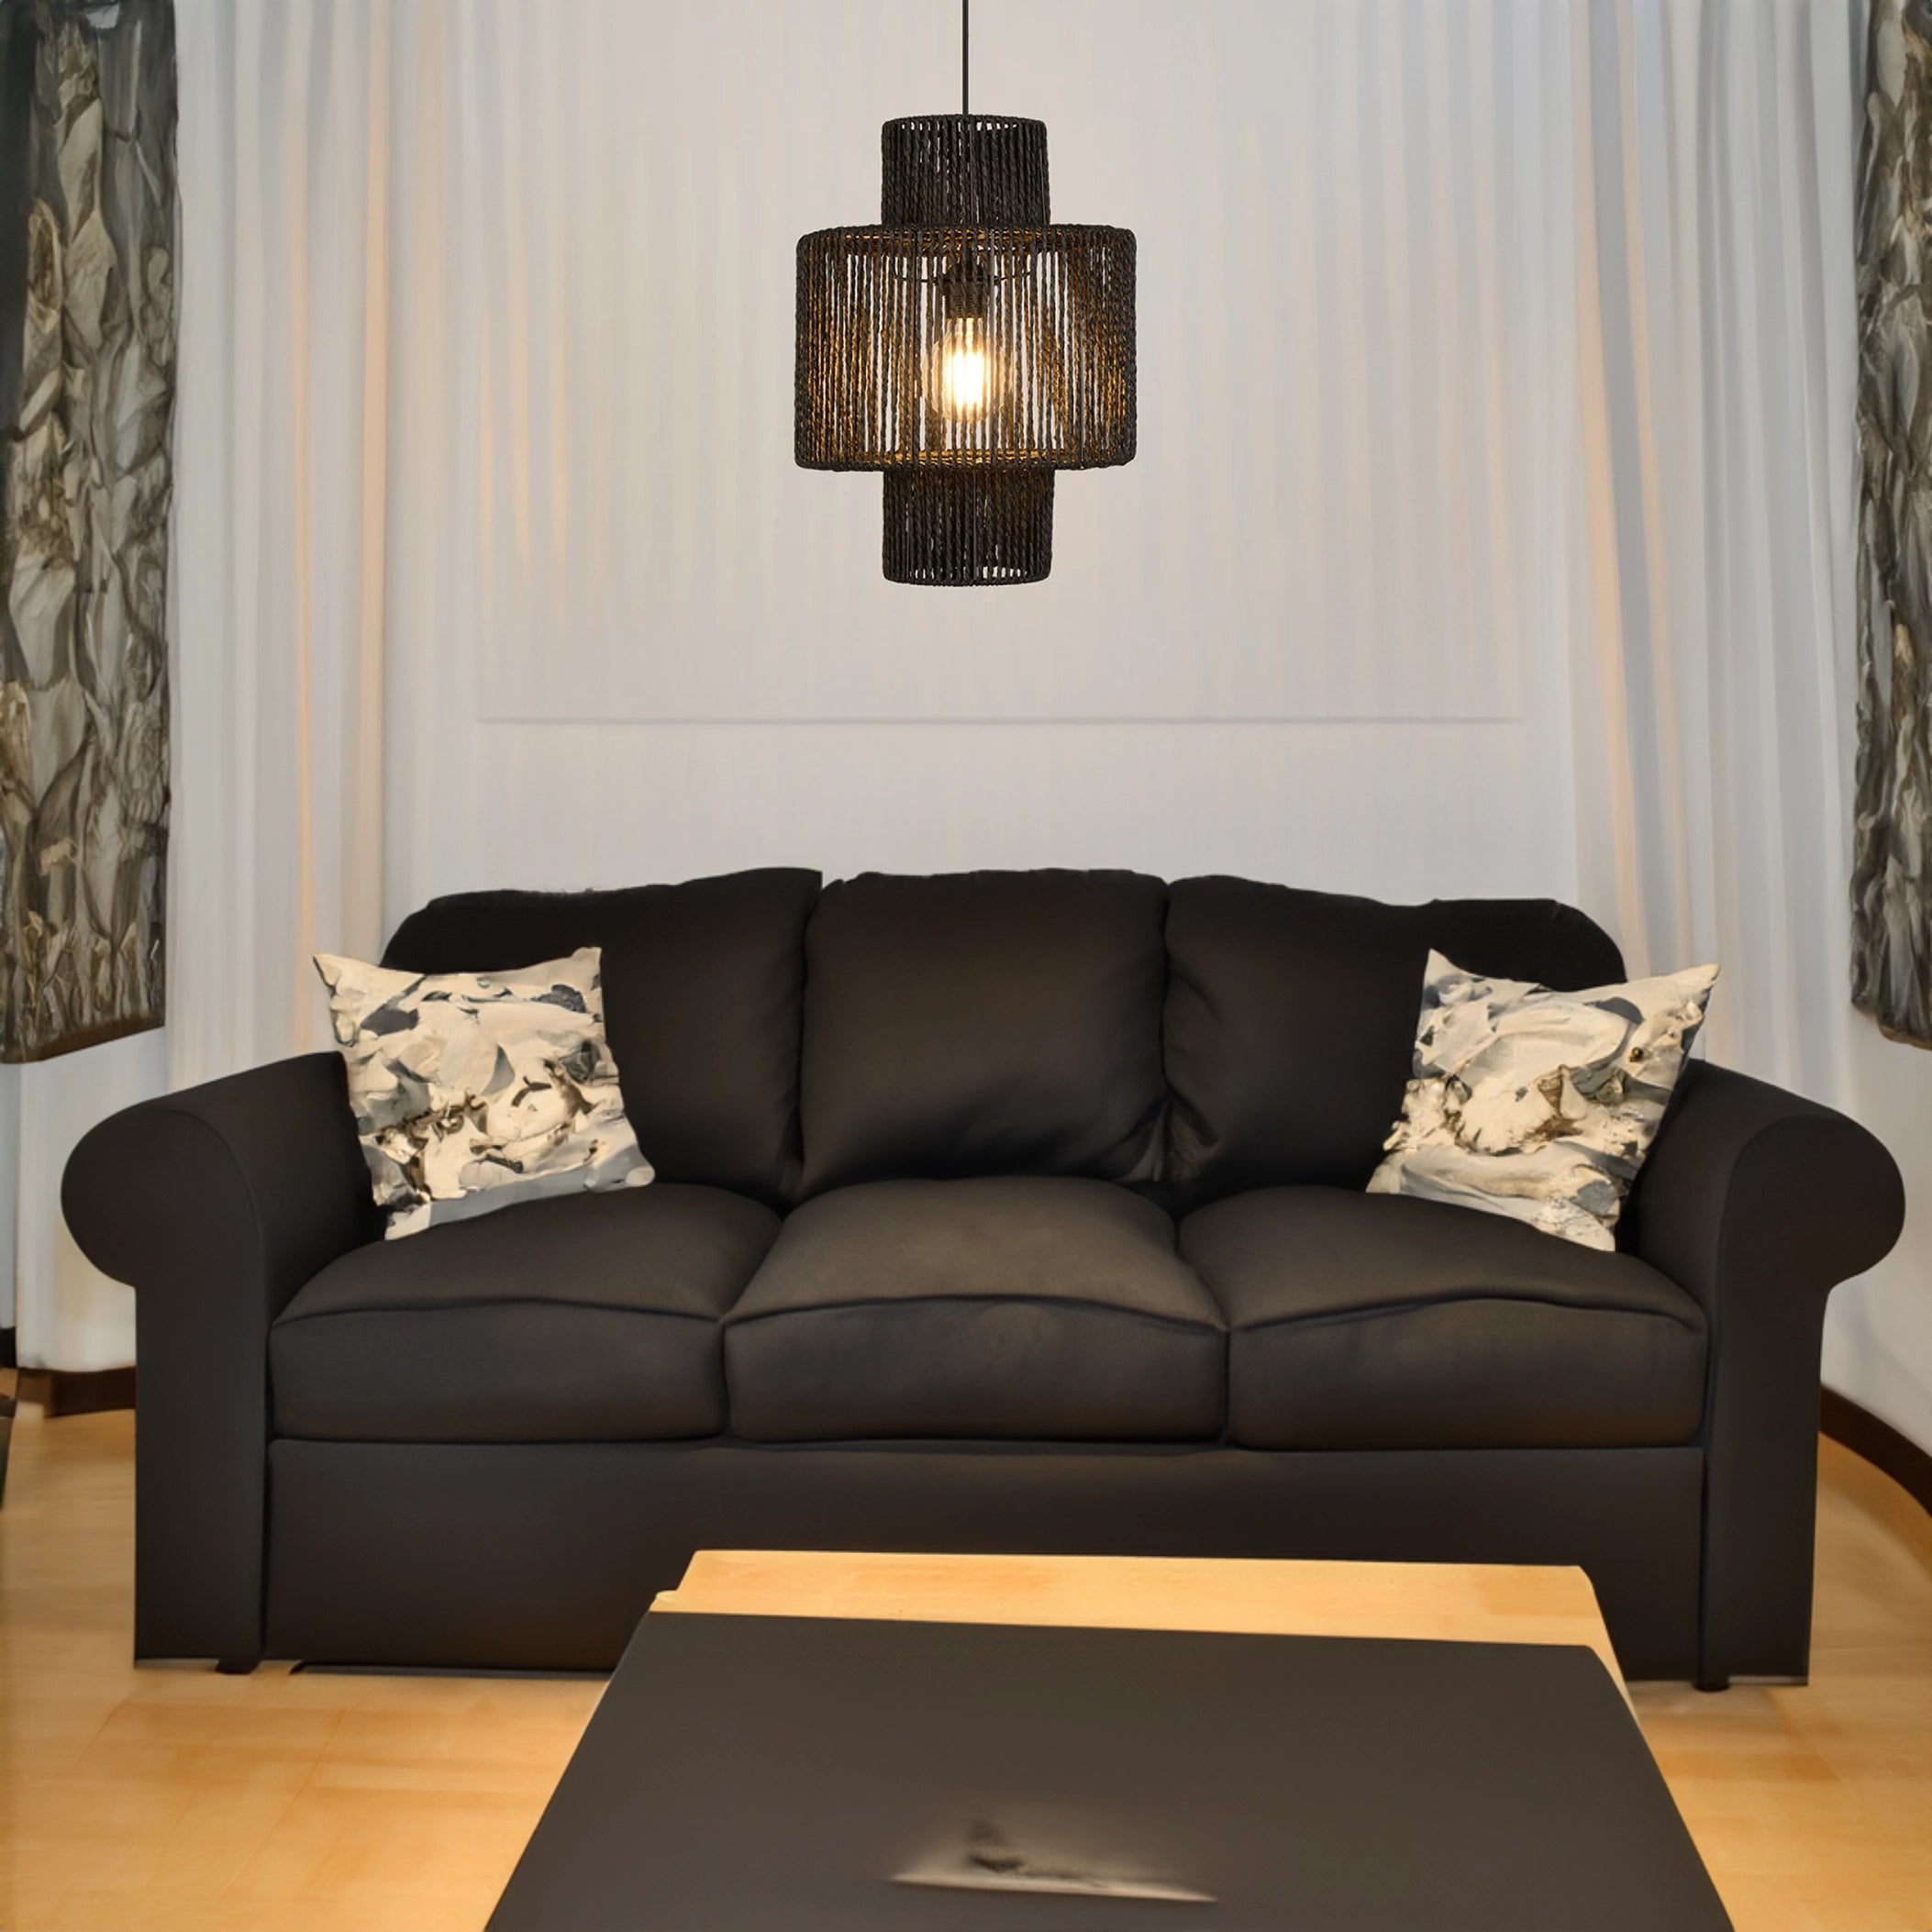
<box><xmin>215</xmin><ymin>1655</ymin><xmax>260</xmax><ymax>1676</ymax></box>
<box><xmin>1693</xmin><ymin>1671</ymin><xmax>1730</xmax><ymax>1693</ymax></box>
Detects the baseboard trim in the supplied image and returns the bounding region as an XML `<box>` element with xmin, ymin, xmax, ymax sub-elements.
<box><xmin>18</xmin><ymin>1365</ymin><xmax>137</xmax><ymax>1418</ymax></box>
<box><xmin>1821</xmin><ymin>1387</ymin><xmax>1932</xmax><ymax>1516</ymax></box>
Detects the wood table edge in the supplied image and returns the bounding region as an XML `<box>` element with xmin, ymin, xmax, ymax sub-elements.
<box><xmin>651</xmin><ymin>1549</ymin><xmax>1630</xmax><ymax>1708</ymax></box>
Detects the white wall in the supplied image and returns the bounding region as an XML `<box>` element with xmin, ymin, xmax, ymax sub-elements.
<box><xmin>384</xmin><ymin>724</ymin><xmax>1580</xmax><ymax>916</ymax></box>
<box><xmin>6</xmin><ymin>1032</ymin><xmax>161</xmax><ymax>1370</ymax></box>
<box><xmin>1824</xmin><ymin>1021</ymin><xmax>1932</xmax><ymax>1453</ymax></box>
<box><xmin>0</xmin><ymin>1069</ymin><xmax>15</xmax><ymax>1338</ymax></box>
<box><xmin>381</xmin><ymin>0</ymin><xmax>1583</xmax><ymax>917</ymax></box>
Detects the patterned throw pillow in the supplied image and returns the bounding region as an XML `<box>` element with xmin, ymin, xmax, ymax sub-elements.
<box><xmin>1367</xmin><ymin>949</ymin><xmax>1718</xmax><ymax>1250</ymax></box>
<box><xmin>315</xmin><ymin>947</ymin><xmax>653</xmax><ymax>1238</ymax></box>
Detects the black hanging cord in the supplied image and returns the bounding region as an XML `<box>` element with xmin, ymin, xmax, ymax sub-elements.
<box><xmin>961</xmin><ymin>0</ymin><xmax>969</xmax><ymax>117</ymax></box>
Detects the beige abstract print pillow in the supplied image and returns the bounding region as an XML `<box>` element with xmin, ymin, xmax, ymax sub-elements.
<box><xmin>315</xmin><ymin>947</ymin><xmax>652</xmax><ymax>1238</ymax></box>
<box><xmin>1367</xmin><ymin>950</ymin><xmax>1718</xmax><ymax>1250</ymax></box>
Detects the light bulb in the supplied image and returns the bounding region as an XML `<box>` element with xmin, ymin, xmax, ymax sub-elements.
<box><xmin>938</xmin><ymin>319</ymin><xmax>989</xmax><ymax>418</ymax></box>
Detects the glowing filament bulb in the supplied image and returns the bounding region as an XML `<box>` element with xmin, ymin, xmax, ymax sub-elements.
<box><xmin>939</xmin><ymin>318</ymin><xmax>989</xmax><ymax>417</ymax></box>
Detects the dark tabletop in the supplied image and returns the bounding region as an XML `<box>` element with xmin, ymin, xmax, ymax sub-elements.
<box><xmin>488</xmin><ymin>1612</ymin><xmax>1731</xmax><ymax>1931</ymax></box>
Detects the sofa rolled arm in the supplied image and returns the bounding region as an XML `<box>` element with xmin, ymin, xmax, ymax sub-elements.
<box><xmin>1631</xmin><ymin>1060</ymin><xmax>1904</xmax><ymax>1312</ymax></box>
<box><xmin>1627</xmin><ymin>1060</ymin><xmax>1904</xmax><ymax>1683</ymax></box>
<box><xmin>62</xmin><ymin>1052</ymin><xmax>379</xmax><ymax>1664</ymax></box>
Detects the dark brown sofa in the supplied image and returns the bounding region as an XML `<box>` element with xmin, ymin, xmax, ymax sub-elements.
<box><xmin>62</xmin><ymin>869</ymin><xmax>1904</xmax><ymax>1684</ymax></box>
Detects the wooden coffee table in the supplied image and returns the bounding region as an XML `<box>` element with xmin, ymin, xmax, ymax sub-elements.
<box><xmin>490</xmin><ymin>1550</ymin><xmax>1726</xmax><ymax>1929</ymax></box>
<box><xmin>653</xmin><ymin>1548</ymin><xmax>1633</xmax><ymax>1704</ymax></box>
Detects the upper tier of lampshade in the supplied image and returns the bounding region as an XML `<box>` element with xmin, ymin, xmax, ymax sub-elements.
<box><xmin>794</xmin><ymin>114</ymin><xmax>1137</xmax><ymax>475</ymax></box>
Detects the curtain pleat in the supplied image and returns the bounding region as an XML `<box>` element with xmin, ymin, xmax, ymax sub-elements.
<box><xmin>170</xmin><ymin>0</ymin><xmax>389</xmax><ymax>1086</ymax></box>
<box><xmin>1570</xmin><ymin>0</ymin><xmax>1860</xmax><ymax>1086</ymax></box>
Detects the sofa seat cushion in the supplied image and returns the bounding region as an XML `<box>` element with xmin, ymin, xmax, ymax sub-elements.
<box><xmin>1180</xmin><ymin>1187</ymin><xmax>1706</xmax><ymax>1450</ymax></box>
<box><xmin>272</xmin><ymin>1184</ymin><xmax>779</xmax><ymax>1443</ymax></box>
<box><xmin>725</xmin><ymin>1178</ymin><xmax>1226</xmax><ymax>1442</ymax></box>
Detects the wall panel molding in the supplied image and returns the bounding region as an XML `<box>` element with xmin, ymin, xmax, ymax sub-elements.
<box><xmin>376</xmin><ymin>1</ymin><xmax>1570</xmax><ymax>727</ymax></box>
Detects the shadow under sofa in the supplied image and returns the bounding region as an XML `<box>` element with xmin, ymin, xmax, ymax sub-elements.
<box><xmin>61</xmin><ymin>867</ymin><xmax>1904</xmax><ymax>1686</ymax></box>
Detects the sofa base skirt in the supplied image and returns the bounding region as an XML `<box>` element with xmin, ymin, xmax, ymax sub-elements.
<box><xmin>263</xmin><ymin>1439</ymin><xmax>1704</xmax><ymax>1679</ymax></box>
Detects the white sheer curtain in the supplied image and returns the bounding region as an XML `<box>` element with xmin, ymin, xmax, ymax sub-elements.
<box><xmin>1569</xmin><ymin>0</ymin><xmax>1858</xmax><ymax>1083</ymax></box>
<box><xmin>67</xmin><ymin>0</ymin><xmax>1919</xmax><ymax>1440</ymax></box>
<box><xmin>1570</xmin><ymin>0</ymin><xmax>1932</xmax><ymax>1445</ymax></box>
<box><xmin>167</xmin><ymin>0</ymin><xmax>391</xmax><ymax>1086</ymax></box>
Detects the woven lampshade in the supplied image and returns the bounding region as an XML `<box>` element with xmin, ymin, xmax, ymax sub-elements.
<box><xmin>796</xmin><ymin>114</ymin><xmax>1136</xmax><ymax>584</ymax></box>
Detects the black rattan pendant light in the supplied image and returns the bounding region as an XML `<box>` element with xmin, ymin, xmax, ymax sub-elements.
<box><xmin>794</xmin><ymin>1</ymin><xmax>1136</xmax><ymax>585</ymax></box>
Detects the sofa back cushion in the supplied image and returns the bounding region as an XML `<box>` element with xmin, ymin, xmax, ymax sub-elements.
<box><xmin>799</xmin><ymin>871</ymin><xmax>1169</xmax><ymax>1195</ymax></box>
<box><xmin>382</xmin><ymin>869</ymin><xmax>820</xmax><ymax>1205</ymax></box>
<box><xmin>1162</xmin><ymin>879</ymin><xmax>1626</xmax><ymax>1205</ymax></box>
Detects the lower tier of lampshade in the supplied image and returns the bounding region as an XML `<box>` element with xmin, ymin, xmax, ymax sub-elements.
<box><xmin>882</xmin><ymin>468</ymin><xmax>1054</xmax><ymax>585</ymax></box>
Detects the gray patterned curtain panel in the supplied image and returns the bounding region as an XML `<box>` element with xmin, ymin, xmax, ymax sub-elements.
<box><xmin>0</xmin><ymin>0</ymin><xmax>173</xmax><ymax>1062</ymax></box>
<box><xmin>1856</xmin><ymin>0</ymin><xmax>1932</xmax><ymax>1049</ymax></box>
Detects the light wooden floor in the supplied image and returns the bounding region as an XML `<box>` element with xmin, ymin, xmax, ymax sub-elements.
<box><xmin>1</xmin><ymin>1409</ymin><xmax>1927</xmax><ymax>1932</ymax></box>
